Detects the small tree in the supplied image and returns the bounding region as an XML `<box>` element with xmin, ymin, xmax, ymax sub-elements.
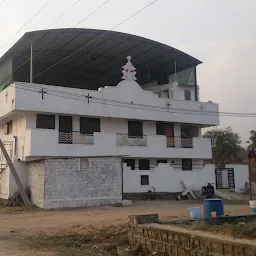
<box><xmin>249</xmin><ymin>130</ymin><xmax>256</xmax><ymax>148</ymax></box>
<box><xmin>203</xmin><ymin>127</ymin><xmax>242</xmax><ymax>167</ymax></box>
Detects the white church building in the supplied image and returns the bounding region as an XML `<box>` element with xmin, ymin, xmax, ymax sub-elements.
<box><xmin>0</xmin><ymin>28</ymin><xmax>219</xmax><ymax>208</ymax></box>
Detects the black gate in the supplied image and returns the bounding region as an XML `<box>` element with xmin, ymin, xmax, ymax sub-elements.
<box><xmin>215</xmin><ymin>168</ymin><xmax>235</xmax><ymax>189</ymax></box>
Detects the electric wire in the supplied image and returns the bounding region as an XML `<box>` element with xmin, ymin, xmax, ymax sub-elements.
<box><xmin>45</xmin><ymin>0</ymin><xmax>82</xmax><ymax>30</ymax></box>
<box><xmin>0</xmin><ymin>0</ymin><xmax>53</xmax><ymax>52</ymax></box>
<box><xmin>11</xmin><ymin>82</ymin><xmax>256</xmax><ymax>116</ymax></box>
<box><xmin>27</xmin><ymin>0</ymin><xmax>160</xmax><ymax>81</ymax></box>
<box><xmin>0</xmin><ymin>0</ymin><xmax>7</xmax><ymax>8</ymax></box>
<box><xmin>12</xmin><ymin>0</ymin><xmax>112</xmax><ymax>74</ymax></box>
<box><xmin>10</xmin><ymin>82</ymin><xmax>256</xmax><ymax>118</ymax></box>
<box><xmin>2</xmin><ymin>0</ymin><xmax>253</xmax><ymax>118</ymax></box>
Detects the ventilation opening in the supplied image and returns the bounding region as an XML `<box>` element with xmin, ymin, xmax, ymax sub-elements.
<box><xmin>80</xmin><ymin>158</ymin><xmax>89</xmax><ymax>171</ymax></box>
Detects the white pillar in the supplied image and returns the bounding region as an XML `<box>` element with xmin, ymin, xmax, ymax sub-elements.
<box><xmin>73</xmin><ymin>116</ymin><xmax>79</xmax><ymax>132</ymax></box>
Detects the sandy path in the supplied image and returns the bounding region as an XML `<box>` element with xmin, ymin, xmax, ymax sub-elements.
<box><xmin>0</xmin><ymin>201</ymin><xmax>249</xmax><ymax>255</ymax></box>
<box><xmin>0</xmin><ymin>201</ymin><xmax>249</xmax><ymax>236</ymax></box>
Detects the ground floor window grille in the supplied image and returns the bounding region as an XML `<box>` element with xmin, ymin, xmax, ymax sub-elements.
<box><xmin>182</xmin><ymin>159</ymin><xmax>192</xmax><ymax>171</ymax></box>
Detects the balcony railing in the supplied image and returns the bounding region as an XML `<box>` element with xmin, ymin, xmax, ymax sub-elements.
<box><xmin>116</xmin><ymin>134</ymin><xmax>147</xmax><ymax>147</ymax></box>
<box><xmin>59</xmin><ymin>132</ymin><xmax>94</xmax><ymax>144</ymax></box>
<box><xmin>166</xmin><ymin>136</ymin><xmax>193</xmax><ymax>148</ymax></box>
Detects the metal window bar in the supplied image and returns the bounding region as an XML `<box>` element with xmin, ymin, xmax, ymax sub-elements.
<box><xmin>59</xmin><ymin>131</ymin><xmax>94</xmax><ymax>145</ymax></box>
<box><xmin>116</xmin><ymin>133</ymin><xmax>147</xmax><ymax>147</ymax></box>
<box><xmin>166</xmin><ymin>136</ymin><xmax>193</xmax><ymax>148</ymax></box>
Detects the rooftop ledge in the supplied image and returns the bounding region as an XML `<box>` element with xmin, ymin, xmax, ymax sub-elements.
<box><xmin>0</xmin><ymin>82</ymin><xmax>220</xmax><ymax>127</ymax></box>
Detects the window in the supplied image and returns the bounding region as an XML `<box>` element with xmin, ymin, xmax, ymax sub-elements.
<box><xmin>184</xmin><ymin>90</ymin><xmax>191</xmax><ymax>101</ymax></box>
<box><xmin>80</xmin><ymin>117</ymin><xmax>100</xmax><ymax>134</ymax></box>
<box><xmin>156</xmin><ymin>122</ymin><xmax>174</xmax><ymax>137</ymax></box>
<box><xmin>36</xmin><ymin>114</ymin><xmax>55</xmax><ymax>129</ymax></box>
<box><xmin>181</xmin><ymin>125</ymin><xmax>199</xmax><ymax>138</ymax></box>
<box><xmin>4</xmin><ymin>121</ymin><xmax>12</xmax><ymax>135</ymax></box>
<box><xmin>80</xmin><ymin>158</ymin><xmax>89</xmax><ymax>171</ymax></box>
<box><xmin>182</xmin><ymin>159</ymin><xmax>192</xmax><ymax>171</ymax></box>
<box><xmin>141</xmin><ymin>175</ymin><xmax>149</xmax><ymax>186</ymax></box>
<box><xmin>156</xmin><ymin>122</ymin><xmax>165</xmax><ymax>135</ymax></box>
<box><xmin>123</xmin><ymin>159</ymin><xmax>135</xmax><ymax>170</ymax></box>
<box><xmin>128</xmin><ymin>121</ymin><xmax>143</xmax><ymax>137</ymax></box>
<box><xmin>139</xmin><ymin>159</ymin><xmax>150</xmax><ymax>170</ymax></box>
<box><xmin>157</xmin><ymin>159</ymin><xmax>168</xmax><ymax>164</ymax></box>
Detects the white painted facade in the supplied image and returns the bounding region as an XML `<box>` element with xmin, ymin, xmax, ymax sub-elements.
<box><xmin>226</xmin><ymin>164</ymin><xmax>249</xmax><ymax>193</ymax></box>
<box><xmin>0</xmin><ymin>162</ymin><xmax>27</xmax><ymax>199</ymax></box>
<box><xmin>0</xmin><ymin>81</ymin><xmax>219</xmax><ymax>126</ymax></box>
<box><xmin>123</xmin><ymin>163</ymin><xmax>215</xmax><ymax>194</ymax></box>
<box><xmin>0</xmin><ymin>80</ymin><xmax>218</xmax><ymax>162</ymax></box>
<box><xmin>0</xmin><ymin>58</ymin><xmax>220</xmax><ymax>203</ymax></box>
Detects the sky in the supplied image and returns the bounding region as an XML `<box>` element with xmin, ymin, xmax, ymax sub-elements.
<box><xmin>0</xmin><ymin>0</ymin><xmax>255</xmax><ymax>145</ymax></box>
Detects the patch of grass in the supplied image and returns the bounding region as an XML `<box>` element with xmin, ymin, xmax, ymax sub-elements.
<box><xmin>0</xmin><ymin>205</ymin><xmax>42</xmax><ymax>214</ymax></box>
<box><xmin>180</xmin><ymin>220</ymin><xmax>256</xmax><ymax>239</ymax></box>
<box><xmin>24</xmin><ymin>225</ymin><xmax>131</xmax><ymax>256</ymax></box>
<box><xmin>0</xmin><ymin>198</ymin><xmax>43</xmax><ymax>214</ymax></box>
<box><xmin>27</xmin><ymin>234</ymin><xmax>92</xmax><ymax>248</ymax></box>
<box><xmin>231</xmin><ymin>222</ymin><xmax>256</xmax><ymax>239</ymax></box>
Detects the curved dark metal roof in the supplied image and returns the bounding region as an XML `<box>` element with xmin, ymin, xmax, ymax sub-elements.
<box><xmin>1</xmin><ymin>28</ymin><xmax>202</xmax><ymax>89</ymax></box>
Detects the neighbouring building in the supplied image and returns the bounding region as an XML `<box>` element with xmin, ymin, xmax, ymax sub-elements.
<box><xmin>0</xmin><ymin>28</ymin><xmax>219</xmax><ymax>208</ymax></box>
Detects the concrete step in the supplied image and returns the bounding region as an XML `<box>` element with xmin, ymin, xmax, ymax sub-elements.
<box><xmin>216</xmin><ymin>189</ymin><xmax>247</xmax><ymax>200</ymax></box>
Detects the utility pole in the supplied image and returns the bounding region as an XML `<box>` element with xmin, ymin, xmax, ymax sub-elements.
<box><xmin>30</xmin><ymin>40</ymin><xmax>33</xmax><ymax>83</ymax></box>
<box><xmin>247</xmin><ymin>146</ymin><xmax>255</xmax><ymax>201</ymax></box>
<box><xmin>0</xmin><ymin>139</ymin><xmax>32</xmax><ymax>207</ymax></box>
<box><xmin>248</xmin><ymin>157</ymin><xmax>252</xmax><ymax>200</ymax></box>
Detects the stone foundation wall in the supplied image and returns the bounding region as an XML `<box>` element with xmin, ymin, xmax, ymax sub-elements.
<box><xmin>44</xmin><ymin>157</ymin><xmax>122</xmax><ymax>209</ymax></box>
<box><xmin>128</xmin><ymin>214</ymin><xmax>256</xmax><ymax>255</ymax></box>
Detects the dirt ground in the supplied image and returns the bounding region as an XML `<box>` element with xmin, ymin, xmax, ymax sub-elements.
<box><xmin>0</xmin><ymin>200</ymin><xmax>250</xmax><ymax>256</ymax></box>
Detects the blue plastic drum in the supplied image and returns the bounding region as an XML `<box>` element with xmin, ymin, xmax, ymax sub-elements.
<box><xmin>204</xmin><ymin>199</ymin><xmax>224</xmax><ymax>218</ymax></box>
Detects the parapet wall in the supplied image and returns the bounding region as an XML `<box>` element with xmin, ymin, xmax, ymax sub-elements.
<box><xmin>128</xmin><ymin>214</ymin><xmax>256</xmax><ymax>255</ymax></box>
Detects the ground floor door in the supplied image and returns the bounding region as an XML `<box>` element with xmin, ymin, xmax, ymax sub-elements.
<box><xmin>215</xmin><ymin>168</ymin><xmax>235</xmax><ymax>189</ymax></box>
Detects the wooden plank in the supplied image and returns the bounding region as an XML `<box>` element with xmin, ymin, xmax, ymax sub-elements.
<box><xmin>180</xmin><ymin>180</ymin><xmax>197</xmax><ymax>199</ymax></box>
<box><xmin>0</xmin><ymin>139</ymin><xmax>32</xmax><ymax>207</ymax></box>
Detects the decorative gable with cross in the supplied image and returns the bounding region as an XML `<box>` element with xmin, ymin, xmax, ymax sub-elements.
<box><xmin>122</xmin><ymin>56</ymin><xmax>137</xmax><ymax>81</ymax></box>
